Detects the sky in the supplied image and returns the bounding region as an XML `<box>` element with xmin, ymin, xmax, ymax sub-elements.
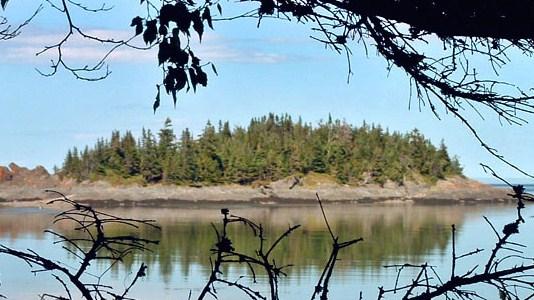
<box><xmin>1</xmin><ymin>1</ymin><xmax>534</xmax><ymax>182</ymax></box>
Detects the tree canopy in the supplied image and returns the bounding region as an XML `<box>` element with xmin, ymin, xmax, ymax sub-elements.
<box><xmin>60</xmin><ymin>114</ymin><xmax>462</xmax><ymax>185</ymax></box>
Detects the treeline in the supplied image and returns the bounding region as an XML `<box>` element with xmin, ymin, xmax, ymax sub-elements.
<box><xmin>61</xmin><ymin>114</ymin><xmax>462</xmax><ymax>185</ymax></box>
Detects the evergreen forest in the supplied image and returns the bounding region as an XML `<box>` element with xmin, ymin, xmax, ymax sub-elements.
<box><xmin>60</xmin><ymin>114</ymin><xmax>463</xmax><ymax>186</ymax></box>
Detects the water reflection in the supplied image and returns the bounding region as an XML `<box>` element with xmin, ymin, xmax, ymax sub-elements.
<box><xmin>0</xmin><ymin>202</ymin><xmax>521</xmax><ymax>299</ymax></box>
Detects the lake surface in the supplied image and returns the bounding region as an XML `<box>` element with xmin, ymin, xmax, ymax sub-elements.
<box><xmin>1</xmin><ymin>198</ymin><xmax>533</xmax><ymax>299</ymax></box>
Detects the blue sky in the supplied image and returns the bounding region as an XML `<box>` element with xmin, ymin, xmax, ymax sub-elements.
<box><xmin>1</xmin><ymin>1</ymin><xmax>534</xmax><ymax>182</ymax></box>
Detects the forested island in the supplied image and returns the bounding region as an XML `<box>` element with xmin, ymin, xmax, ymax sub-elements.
<box><xmin>0</xmin><ymin>115</ymin><xmax>510</xmax><ymax>204</ymax></box>
<box><xmin>60</xmin><ymin>114</ymin><xmax>462</xmax><ymax>186</ymax></box>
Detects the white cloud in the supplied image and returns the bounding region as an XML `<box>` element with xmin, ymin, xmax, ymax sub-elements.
<box><xmin>0</xmin><ymin>28</ymin><xmax>156</xmax><ymax>63</ymax></box>
<box><xmin>0</xmin><ymin>28</ymin><xmax>312</xmax><ymax>65</ymax></box>
<box><xmin>195</xmin><ymin>44</ymin><xmax>288</xmax><ymax>64</ymax></box>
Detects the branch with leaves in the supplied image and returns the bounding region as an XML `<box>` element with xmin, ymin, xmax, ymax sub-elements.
<box><xmin>130</xmin><ymin>0</ymin><xmax>220</xmax><ymax>112</ymax></box>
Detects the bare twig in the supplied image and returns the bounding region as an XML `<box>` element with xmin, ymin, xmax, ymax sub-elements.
<box><xmin>0</xmin><ymin>190</ymin><xmax>159</xmax><ymax>300</ymax></box>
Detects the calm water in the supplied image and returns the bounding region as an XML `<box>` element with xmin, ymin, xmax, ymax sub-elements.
<box><xmin>1</xmin><ymin>196</ymin><xmax>533</xmax><ymax>299</ymax></box>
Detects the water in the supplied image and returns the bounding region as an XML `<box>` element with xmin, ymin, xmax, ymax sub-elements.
<box><xmin>1</xmin><ymin>198</ymin><xmax>533</xmax><ymax>299</ymax></box>
<box><xmin>491</xmin><ymin>183</ymin><xmax>534</xmax><ymax>191</ymax></box>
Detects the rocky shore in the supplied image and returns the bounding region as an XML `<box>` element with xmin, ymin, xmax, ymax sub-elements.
<box><xmin>0</xmin><ymin>163</ymin><xmax>511</xmax><ymax>207</ymax></box>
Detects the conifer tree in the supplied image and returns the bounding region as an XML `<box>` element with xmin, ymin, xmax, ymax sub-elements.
<box><xmin>140</xmin><ymin>129</ymin><xmax>163</xmax><ymax>182</ymax></box>
<box><xmin>177</xmin><ymin>128</ymin><xmax>198</xmax><ymax>183</ymax></box>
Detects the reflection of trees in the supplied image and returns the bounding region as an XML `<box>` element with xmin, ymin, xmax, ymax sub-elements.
<box><xmin>0</xmin><ymin>204</ymin><xmax>491</xmax><ymax>282</ymax></box>
<box><xmin>107</xmin><ymin>205</ymin><xmax>474</xmax><ymax>280</ymax></box>
<box><xmin>0</xmin><ymin>208</ymin><xmax>55</xmax><ymax>240</ymax></box>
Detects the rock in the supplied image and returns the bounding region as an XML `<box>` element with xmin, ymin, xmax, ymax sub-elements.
<box><xmin>0</xmin><ymin>163</ymin><xmax>57</xmax><ymax>187</ymax></box>
<box><xmin>8</xmin><ymin>162</ymin><xmax>29</xmax><ymax>176</ymax></box>
<box><xmin>413</xmin><ymin>176</ymin><xmax>509</xmax><ymax>201</ymax></box>
<box><xmin>0</xmin><ymin>166</ymin><xmax>13</xmax><ymax>182</ymax></box>
<box><xmin>31</xmin><ymin>165</ymin><xmax>51</xmax><ymax>179</ymax></box>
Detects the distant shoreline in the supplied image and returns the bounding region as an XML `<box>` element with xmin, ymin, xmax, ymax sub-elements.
<box><xmin>0</xmin><ymin>175</ymin><xmax>513</xmax><ymax>208</ymax></box>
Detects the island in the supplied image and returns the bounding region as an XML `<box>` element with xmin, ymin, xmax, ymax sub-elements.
<box><xmin>0</xmin><ymin>114</ymin><xmax>510</xmax><ymax>206</ymax></box>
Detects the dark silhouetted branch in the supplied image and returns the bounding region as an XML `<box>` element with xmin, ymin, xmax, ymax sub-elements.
<box><xmin>380</xmin><ymin>178</ymin><xmax>534</xmax><ymax>300</ymax></box>
<box><xmin>0</xmin><ymin>190</ymin><xmax>159</xmax><ymax>300</ymax></box>
<box><xmin>311</xmin><ymin>193</ymin><xmax>363</xmax><ymax>300</ymax></box>
<box><xmin>199</xmin><ymin>207</ymin><xmax>300</xmax><ymax>300</ymax></box>
<box><xmin>0</xmin><ymin>4</ymin><xmax>41</xmax><ymax>40</ymax></box>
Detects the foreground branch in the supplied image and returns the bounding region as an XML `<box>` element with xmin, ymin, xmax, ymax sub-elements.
<box><xmin>0</xmin><ymin>190</ymin><xmax>159</xmax><ymax>300</ymax></box>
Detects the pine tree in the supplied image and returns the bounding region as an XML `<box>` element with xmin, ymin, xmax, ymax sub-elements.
<box><xmin>196</xmin><ymin>121</ymin><xmax>223</xmax><ymax>183</ymax></box>
<box><xmin>122</xmin><ymin>131</ymin><xmax>141</xmax><ymax>177</ymax></box>
<box><xmin>158</xmin><ymin>118</ymin><xmax>178</xmax><ymax>182</ymax></box>
<box><xmin>106</xmin><ymin>130</ymin><xmax>126</xmax><ymax>176</ymax></box>
<box><xmin>140</xmin><ymin>129</ymin><xmax>163</xmax><ymax>183</ymax></box>
<box><xmin>177</xmin><ymin>128</ymin><xmax>198</xmax><ymax>183</ymax></box>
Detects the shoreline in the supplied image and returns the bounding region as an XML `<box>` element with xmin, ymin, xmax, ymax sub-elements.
<box><xmin>0</xmin><ymin>176</ymin><xmax>513</xmax><ymax>208</ymax></box>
